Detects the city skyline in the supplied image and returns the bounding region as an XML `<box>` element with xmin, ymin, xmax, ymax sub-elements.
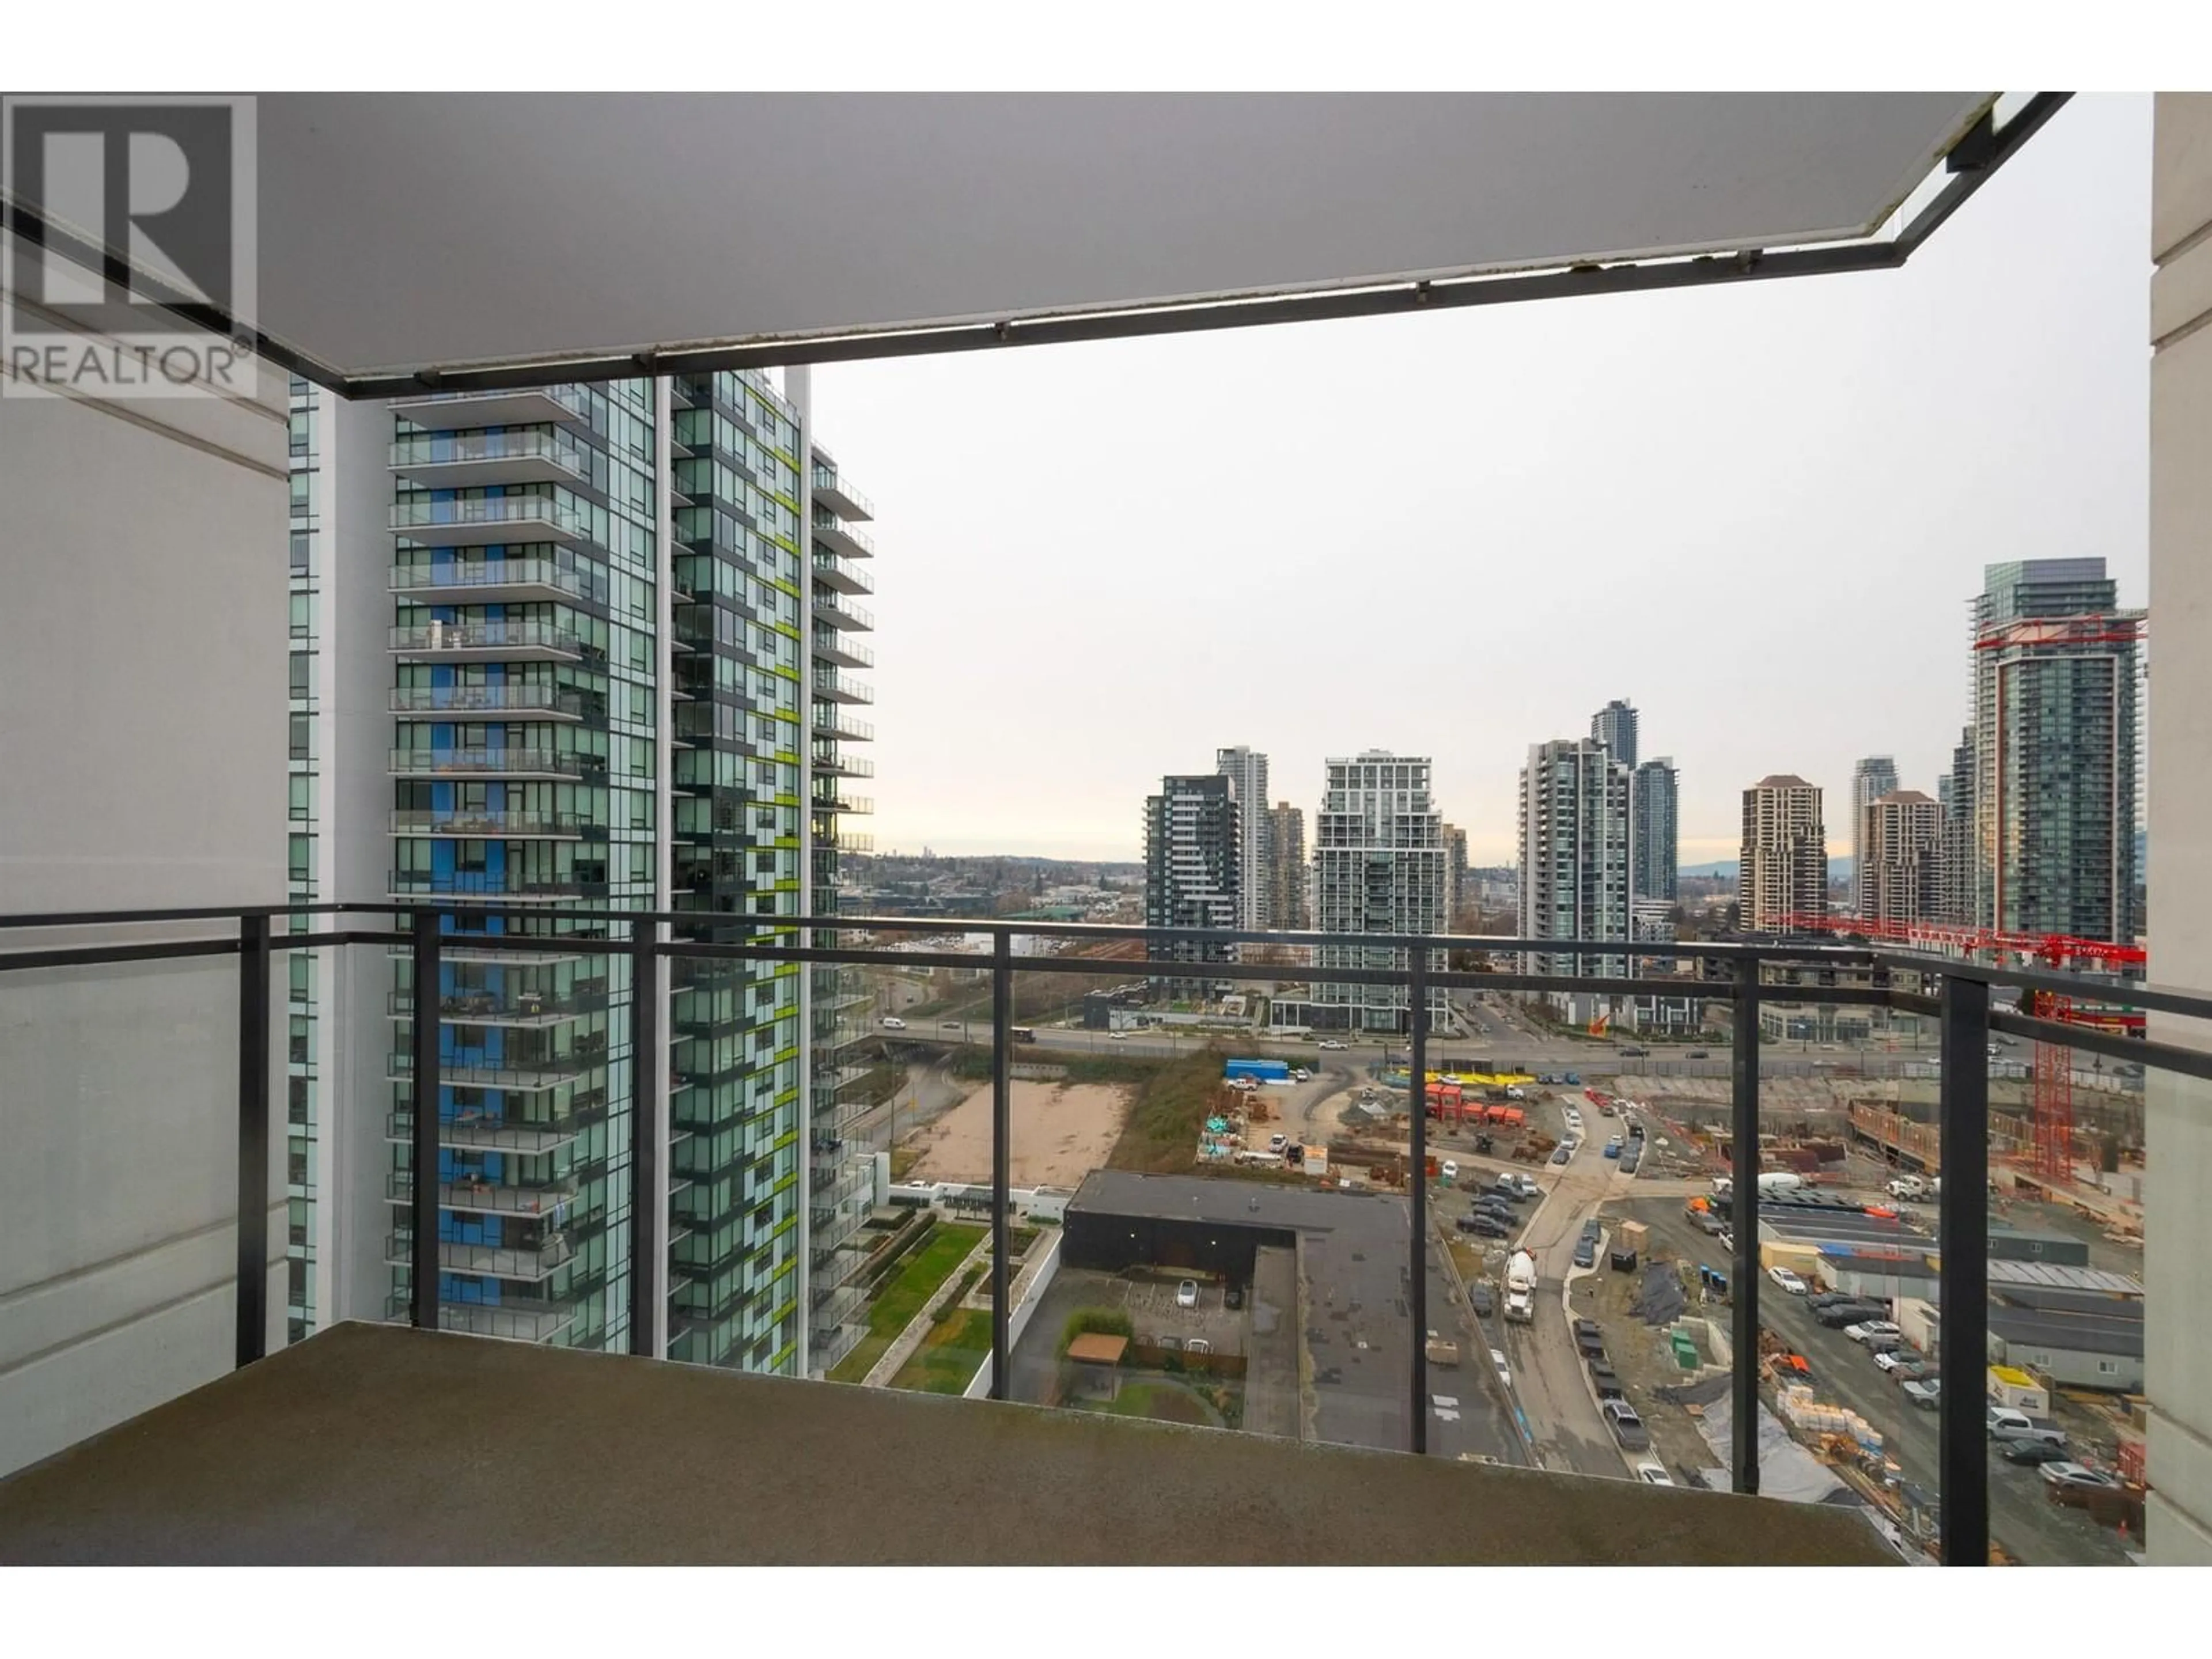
<box><xmin>808</xmin><ymin>95</ymin><xmax>2149</xmax><ymax>866</ymax></box>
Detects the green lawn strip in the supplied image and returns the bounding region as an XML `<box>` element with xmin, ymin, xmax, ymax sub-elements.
<box><xmin>888</xmin><ymin>1306</ymin><xmax>993</xmax><ymax>1395</ymax></box>
<box><xmin>825</xmin><ymin>1222</ymin><xmax>987</xmax><ymax>1384</ymax></box>
<box><xmin>1075</xmin><ymin>1375</ymin><xmax>1224</xmax><ymax>1427</ymax></box>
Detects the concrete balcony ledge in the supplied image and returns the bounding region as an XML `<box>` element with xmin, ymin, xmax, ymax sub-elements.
<box><xmin>0</xmin><ymin>1323</ymin><xmax>1888</xmax><ymax>1566</ymax></box>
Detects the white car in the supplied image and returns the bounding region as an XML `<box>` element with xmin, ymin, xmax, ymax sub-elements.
<box><xmin>1440</xmin><ymin>1159</ymin><xmax>1459</xmax><ymax>1182</ymax></box>
<box><xmin>1873</xmin><ymin>1347</ymin><xmax>1916</xmax><ymax>1374</ymax></box>
<box><xmin>1291</xmin><ymin>1067</ymin><xmax>1311</xmax><ymax>1081</ymax></box>
<box><xmin>1844</xmin><ymin>1321</ymin><xmax>1901</xmax><ymax>1345</ymax></box>
<box><xmin>1108</xmin><ymin>1031</ymin><xmax>1128</xmax><ymax>1041</ymax></box>
<box><xmin>1176</xmin><ymin>1280</ymin><xmax>1199</xmax><ymax>1309</ymax></box>
<box><xmin>1319</xmin><ymin>1039</ymin><xmax>1348</xmax><ymax>1050</ymax></box>
<box><xmin>1767</xmin><ymin>1267</ymin><xmax>1807</xmax><ymax>1296</ymax></box>
<box><xmin>880</xmin><ymin>1016</ymin><xmax>907</xmax><ymax>1030</ymax></box>
<box><xmin>1634</xmin><ymin>1462</ymin><xmax>1674</xmax><ymax>1487</ymax></box>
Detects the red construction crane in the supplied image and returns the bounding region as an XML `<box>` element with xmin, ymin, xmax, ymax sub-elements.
<box><xmin>1776</xmin><ymin>913</ymin><xmax>2145</xmax><ymax>1188</ymax></box>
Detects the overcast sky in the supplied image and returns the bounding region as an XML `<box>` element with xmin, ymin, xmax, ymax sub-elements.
<box><xmin>808</xmin><ymin>94</ymin><xmax>2150</xmax><ymax>866</ymax></box>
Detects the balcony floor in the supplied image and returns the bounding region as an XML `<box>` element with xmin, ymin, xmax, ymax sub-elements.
<box><xmin>0</xmin><ymin>1322</ymin><xmax>1889</xmax><ymax>1566</ymax></box>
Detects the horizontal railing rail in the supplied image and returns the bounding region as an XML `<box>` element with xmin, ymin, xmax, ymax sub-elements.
<box><xmin>2</xmin><ymin>899</ymin><xmax>2192</xmax><ymax>1567</ymax></box>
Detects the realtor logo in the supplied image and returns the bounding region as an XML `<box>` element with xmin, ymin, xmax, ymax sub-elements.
<box><xmin>3</xmin><ymin>94</ymin><xmax>256</xmax><ymax>399</ymax></box>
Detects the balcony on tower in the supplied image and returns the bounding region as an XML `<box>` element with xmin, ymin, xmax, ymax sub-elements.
<box><xmin>391</xmin><ymin>493</ymin><xmax>595</xmax><ymax>551</ymax></box>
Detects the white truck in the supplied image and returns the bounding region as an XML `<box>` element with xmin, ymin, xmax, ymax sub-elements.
<box><xmin>1886</xmin><ymin>1174</ymin><xmax>1929</xmax><ymax>1200</ymax></box>
<box><xmin>1503</xmin><ymin>1249</ymin><xmax>1537</xmax><ymax>1324</ymax></box>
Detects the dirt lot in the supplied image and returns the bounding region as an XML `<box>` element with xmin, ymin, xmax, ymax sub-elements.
<box><xmin>902</xmin><ymin>1079</ymin><xmax>1131</xmax><ymax>1188</ymax></box>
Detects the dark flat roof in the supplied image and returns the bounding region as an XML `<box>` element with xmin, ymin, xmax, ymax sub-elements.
<box><xmin>1988</xmin><ymin>1306</ymin><xmax>2144</xmax><ymax>1359</ymax></box>
<box><xmin>1068</xmin><ymin>1171</ymin><xmax>1415</xmax><ymax>1452</ymax></box>
<box><xmin>0</xmin><ymin>1323</ymin><xmax>1889</xmax><ymax>1566</ymax></box>
<box><xmin>1069</xmin><ymin>1169</ymin><xmax>1408</xmax><ymax>1238</ymax></box>
<box><xmin>1994</xmin><ymin>1285</ymin><xmax>2146</xmax><ymax>1317</ymax></box>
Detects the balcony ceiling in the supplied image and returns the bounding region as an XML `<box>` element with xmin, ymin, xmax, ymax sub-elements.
<box><xmin>26</xmin><ymin>93</ymin><xmax>2003</xmax><ymax>389</ymax></box>
<box><xmin>0</xmin><ymin>1322</ymin><xmax>1892</xmax><ymax>1566</ymax></box>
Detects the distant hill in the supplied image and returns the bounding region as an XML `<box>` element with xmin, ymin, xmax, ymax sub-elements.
<box><xmin>1680</xmin><ymin>857</ymin><xmax>1853</xmax><ymax>881</ymax></box>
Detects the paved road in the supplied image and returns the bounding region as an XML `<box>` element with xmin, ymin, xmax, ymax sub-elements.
<box><xmin>1426</xmin><ymin>1138</ymin><xmax>1633</xmax><ymax>1478</ymax></box>
<box><xmin>1625</xmin><ymin>1197</ymin><xmax>2131</xmax><ymax>1565</ymax></box>
<box><xmin>885</xmin><ymin>1013</ymin><xmax>2072</xmax><ymax>1084</ymax></box>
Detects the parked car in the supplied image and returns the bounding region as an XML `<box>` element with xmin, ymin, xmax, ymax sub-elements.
<box><xmin>1806</xmin><ymin>1291</ymin><xmax>1860</xmax><ymax>1310</ymax></box>
<box><xmin>1550</xmin><ymin>1145</ymin><xmax>1573</xmax><ymax>1165</ymax></box>
<box><xmin>1581</xmin><ymin>1218</ymin><xmax>1603</xmax><ymax>1242</ymax></box>
<box><xmin>1176</xmin><ymin>1280</ymin><xmax>1199</xmax><ymax>1309</ymax></box>
<box><xmin>1291</xmin><ymin>1067</ymin><xmax>1311</xmax><ymax>1082</ymax></box>
<box><xmin>2001</xmin><ymin>1437</ymin><xmax>2071</xmax><ymax>1467</ymax></box>
<box><xmin>1619</xmin><ymin>1150</ymin><xmax>1642</xmax><ymax>1175</ymax></box>
<box><xmin>1268</xmin><ymin>1133</ymin><xmax>1288</xmax><ymax>1152</ymax></box>
<box><xmin>1767</xmin><ymin>1267</ymin><xmax>1808</xmax><ymax>1296</ymax></box>
<box><xmin>1872</xmin><ymin>1346</ymin><xmax>1919</xmax><ymax>1374</ymax></box>
<box><xmin>1634</xmin><ymin>1462</ymin><xmax>1674</xmax><ymax>1486</ymax></box>
<box><xmin>1460</xmin><ymin>1215</ymin><xmax>1510</xmax><ymax>1240</ymax></box>
<box><xmin>1588</xmin><ymin>1361</ymin><xmax>1624</xmax><ymax>1401</ymax></box>
<box><xmin>1864</xmin><ymin>1332</ymin><xmax>1906</xmax><ymax>1357</ymax></box>
<box><xmin>1224</xmin><ymin>1286</ymin><xmax>1245</xmax><ymax>1311</ymax></box>
<box><xmin>1901</xmin><ymin>1378</ymin><xmax>1941</xmax><ymax>1411</ymax></box>
<box><xmin>1888</xmin><ymin>1359</ymin><xmax>1936</xmax><ymax>1385</ymax></box>
<box><xmin>1440</xmin><ymin>1159</ymin><xmax>1460</xmax><ymax>1183</ymax></box>
<box><xmin>1564</xmin><ymin>1072</ymin><xmax>1581</xmax><ymax>1085</ymax></box>
<box><xmin>1603</xmin><ymin>1400</ymin><xmax>1650</xmax><ymax>1450</ymax></box>
<box><xmin>1604</xmin><ymin>1138</ymin><xmax>1624</xmax><ymax>1159</ymax></box>
<box><xmin>2040</xmin><ymin>1462</ymin><xmax>2122</xmax><ymax>1493</ymax></box>
<box><xmin>1574</xmin><ymin>1328</ymin><xmax>1607</xmax><ymax>1359</ymax></box>
<box><xmin>1844</xmin><ymin>1321</ymin><xmax>1902</xmax><ymax>1345</ymax></box>
<box><xmin>1572</xmin><ymin>1242</ymin><xmax>1596</xmax><ymax>1269</ymax></box>
<box><xmin>1469</xmin><ymin>1284</ymin><xmax>1494</xmax><ymax>1317</ymax></box>
<box><xmin>1815</xmin><ymin>1302</ymin><xmax>1889</xmax><ymax>1329</ymax></box>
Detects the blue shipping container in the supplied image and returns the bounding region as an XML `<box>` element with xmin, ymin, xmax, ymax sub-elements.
<box><xmin>1225</xmin><ymin>1058</ymin><xmax>1291</xmax><ymax>1082</ymax></box>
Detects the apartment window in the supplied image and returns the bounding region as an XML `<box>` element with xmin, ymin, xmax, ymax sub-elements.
<box><xmin>289</xmin><ymin>715</ymin><xmax>311</xmax><ymax>760</ymax></box>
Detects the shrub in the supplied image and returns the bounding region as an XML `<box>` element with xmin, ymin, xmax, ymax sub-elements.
<box><xmin>1059</xmin><ymin>1305</ymin><xmax>1134</xmax><ymax>1354</ymax></box>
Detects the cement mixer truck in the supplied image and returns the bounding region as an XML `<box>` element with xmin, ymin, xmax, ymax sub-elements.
<box><xmin>1503</xmin><ymin>1249</ymin><xmax>1537</xmax><ymax>1325</ymax></box>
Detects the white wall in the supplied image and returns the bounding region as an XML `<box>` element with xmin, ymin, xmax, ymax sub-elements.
<box><xmin>2147</xmin><ymin>91</ymin><xmax>2212</xmax><ymax>1565</ymax></box>
<box><xmin>0</xmin><ymin>285</ymin><xmax>289</xmax><ymax>1474</ymax></box>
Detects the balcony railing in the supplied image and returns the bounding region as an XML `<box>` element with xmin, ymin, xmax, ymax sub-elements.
<box><xmin>5</xmin><ymin>899</ymin><xmax>2193</xmax><ymax>1567</ymax></box>
<box><xmin>390</xmin><ymin>620</ymin><xmax>588</xmax><ymax>660</ymax></box>
<box><xmin>389</xmin><ymin>430</ymin><xmax>592</xmax><ymax>484</ymax></box>
<box><xmin>389</xmin><ymin>808</ymin><xmax>592</xmax><ymax>839</ymax></box>
<box><xmin>391</xmin><ymin>494</ymin><xmax>592</xmax><ymax>545</ymax></box>
<box><xmin>391</xmin><ymin>683</ymin><xmax>598</xmax><ymax>720</ymax></box>
<box><xmin>388</xmin><ymin>559</ymin><xmax>600</xmax><ymax>605</ymax></box>
<box><xmin>810</xmin><ymin>549</ymin><xmax>874</xmax><ymax>597</ymax></box>
<box><xmin>388</xmin><ymin>747</ymin><xmax>594</xmax><ymax>778</ymax></box>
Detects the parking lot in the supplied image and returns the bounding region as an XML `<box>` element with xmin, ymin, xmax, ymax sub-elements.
<box><xmin>1618</xmin><ymin>1195</ymin><xmax>2133</xmax><ymax>1565</ymax></box>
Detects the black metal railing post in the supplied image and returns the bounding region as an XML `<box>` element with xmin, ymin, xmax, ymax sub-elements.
<box><xmin>1729</xmin><ymin>955</ymin><xmax>1760</xmax><ymax>1495</ymax></box>
<box><xmin>234</xmin><ymin>912</ymin><xmax>272</xmax><ymax>1368</ymax></box>
<box><xmin>629</xmin><ymin>914</ymin><xmax>660</xmax><ymax>1358</ymax></box>
<box><xmin>1408</xmin><ymin>944</ymin><xmax>1430</xmax><ymax>1455</ymax></box>
<box><xmin>410</xmin><ymin>907</ymin><xmax>442</xmax><ymax>1331</ymax></box>
<box><xmin>989</xmin><ymin>930</ymin><xmax>1013</xmax><ymax>1399</ymax></box>
<box><xmin>1938</xmin><ymin>969</ymin><xmax>1991</xmax><ymax>1566</ymax></box>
